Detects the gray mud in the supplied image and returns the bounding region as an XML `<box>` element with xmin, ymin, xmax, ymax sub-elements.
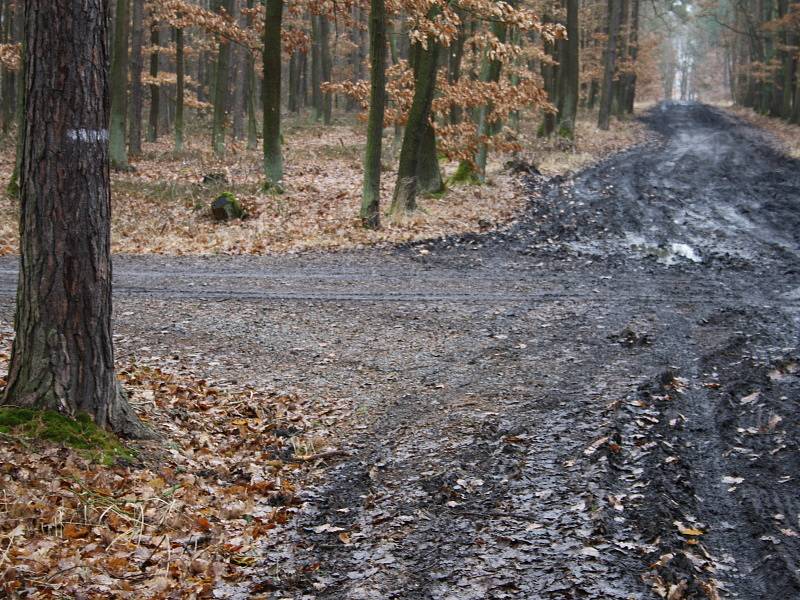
<box><xmin>0</xmin><ymin>102</ymin><xmax>797</xmax><ymax>598</ymax></box>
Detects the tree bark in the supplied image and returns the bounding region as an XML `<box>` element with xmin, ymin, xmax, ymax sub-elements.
<box><xmin>4</xmin><ymin>0</ymin><xmax>149</xmax><ymax>439</ymax></box>
<box><xmin>311</xmin><ymin>15</ymin><xmax>322</xmax><ymax>119</ymax></box>
<box><xmin>598</xmin><ymin>0</ymin><xmax>621</xmax><ymax>131</ymax></box>
<box><xmin>389</xmin><ymin>32</ymin><xmax>440</xmax><ymax>215</ymax></box>
<box><xmin>263</xmin><ymin>0</ymin><xmax>284</xmax><ymax>187</ymax></box>
<box><xmin>175</xmin><ymin>27</ymin><xmax>185</xmax><ymax>152</ymax></box>
<box><xmin>320</xmin><ymin>15</ymin><xmax>333</xmax><ymax>125</ymax></box>
<box><xmin>361</xmin><ymin>0</ymin><xmax>386</xmax><ymax>229</ymax></box>
<box><xmin>128</xmin><ymin>0</ymin><xmax>144</xmax><ymax>157</ymax></box>
<box><xmin>148</xmin><ymin>23</ymin><xmax>159</xmax><ymax>142</ymax></box>
<box><xmin>558</xmin><ymin>0</ymin><xmax>579</xmax><ymax>137</ymax></box>
<box><xmin>212</xmin><ymin>0</ymin><xmax>234</xmax><ymax>156</ymax></box>
<box><xmin>109</xmin><ymin>0</ymin><xmax>130</xmax><ymax>169</ymax></box>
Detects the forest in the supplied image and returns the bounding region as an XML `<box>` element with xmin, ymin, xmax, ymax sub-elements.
<box><xmin>1</xmin><ymin>0</ymin><xmax>800</xmax><ymax>598</ymax></box>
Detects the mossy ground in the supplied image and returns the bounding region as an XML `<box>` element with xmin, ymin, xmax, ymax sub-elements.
<box><xmin>0</xmin><ymin>407</ymin><xmax>135</xmax><ymax>465</ymax></box>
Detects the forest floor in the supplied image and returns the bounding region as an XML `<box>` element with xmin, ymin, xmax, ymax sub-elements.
<box><xmin>2</xmin><ymin>102</ymin><xmax>800</xmax><ymax>599</ymax></box>
<box><xmin>0</xmin><ymin>112</ymin><xmax>644</xmax><ymax>256</ymax></box>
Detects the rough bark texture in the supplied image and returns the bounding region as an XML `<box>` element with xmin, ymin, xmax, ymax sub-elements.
<box><xmin>361</xmin><ymin>0</ymin><xmax>386</xmax><ymax>229</ymax></box>
<box><xmin>598</xmin><ymin>0</ymin><xmax>621</xmax><ymax>131</ymax></box>
<box><xmin>109</xmin><ymin>0</ymin><xmax>130</xmax><ymax>169</ymax></box>
<box><xmin>128</xmin><ymin>0</ymin><xmax>144</xmax><ymax>157</ymax></box>
<box><xmin>175</xmin><ymin>27</ymin><xmax>185</xmax><ymax>152</ymax></box>
<box><xmin>4</xmin><ymin>0</ymin><xmax>149</xmax><ymax>439</ymax></box>
<box><xmin>263</xmin><ymin>0</ymin><xmax>284</xmax><ymax>186</ymax></box>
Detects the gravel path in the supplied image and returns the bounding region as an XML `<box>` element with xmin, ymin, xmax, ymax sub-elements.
<box><xmin>0</xmin><ymin>102</ymin><xmax>798</xmax><ymax>598</ymax></box>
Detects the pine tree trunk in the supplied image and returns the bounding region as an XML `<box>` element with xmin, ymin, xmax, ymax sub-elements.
<box><xmin>212</xmin><ymin>0</ymin><xmax>234</xmax><ymax>156</ymax></box>
<box><xmin>389</xmin><ymin>32</ymin><xmax>439</xmax><ymax>216</ymax></box>
<box><xmin>129</xmin><ymin>0</ymin><xmax>144</xmax><ymax>157</ymax></box>
<box><xmin>361</xmin><ymin>0</ymin><xmax>386</xmax><ymax>229</ymax></box>
<box><xmin>109</xmin><ymin>0</ymin><xmax>130</xmax><ymax>169</ymax></box>
<box><xmin>598</xmin><ymin>0</ymin><xmax>621</xmax><ymax>131</ymax></box>
<box><xmin>263</xmin><ymin>0</ymin><xmax>284</xmax><ymax>187</ymax></box>
<box><xmin>320</xmin><ymin>15</ymin><xmax>333</xmax><ymax>125</ymax></box>
<box><xmin>4</xmin><ymin>0</ymin><xmax>149</xmax><ymax>439</ymax></box>
<box><xmin>148</xmin><ymin>24</ymin><xmax>159</xmax><ymax>141</ymax></box>
<box><xmin>175</xmin><ymin>27</ymin><xmax>185</xmax><ymax>152</ymax></box>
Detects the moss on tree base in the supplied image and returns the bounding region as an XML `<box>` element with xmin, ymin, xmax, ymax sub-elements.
<box><xmin>0</xmin><ymin>407</ymin><xmax>135</xmax><ymax>465</ymax></box>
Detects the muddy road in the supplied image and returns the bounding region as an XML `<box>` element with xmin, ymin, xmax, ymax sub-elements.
<box><xmin>1</xmin><ymin>102</ymin><xmax>798</xmax><ymax>598</ymax></box>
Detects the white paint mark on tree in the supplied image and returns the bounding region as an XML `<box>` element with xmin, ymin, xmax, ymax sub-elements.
<box><xmin>66</xmin><ymin>128</ymin><xmax>109</xmax><ymax>143</ymax></box>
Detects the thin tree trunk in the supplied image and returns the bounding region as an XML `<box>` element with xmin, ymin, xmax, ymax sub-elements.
<box><xmin>148</xmin><ymin>23</ymin><xmax>159</xmax><ymax>141</ymax></box>
<box><xmin>475</xmin><ymin>19</ymin><xmax>507</xmax><ymax>179</ymax></box>
<box><xmin>4</xmin><ymin>0</ymin><xmax>149</xmax><ymax>438</ymax></box>
<box><xmin>129</xmin><ymin>0</ymin><xmax>144</xmax><ymax>157</ymax></box>
<box><xmin>598</xmin><ymin>0</ymin><xmax>621</xmax><ymax>130</ymax></box>
<box><xmin>245</xmin><ymin>0</ymin><xmax>258</xmax><ymax>149</ymax></box>
<box><xmin>320</xmin><ymin>15</ymin><xmax>333</xmax><ymax>125</ymax></box>
<box><xmin>212</xmin><ymin>0</ymin><xmax>234</xmax><ymax>156</ymax></box>
<box><xmin>625</xmin><ymin>0</ymin><xmax>639</xmax><ymax>113</ymax></box>
<box><xmin>7</xmin><ymin>0</ymin><xmax>23</xmax><ymax>196</ymax></box>
<box><xmin>311</xmin><ymin>15</ymin><xmax>322</xmax><ymax>119</ymax></box>
<box><xmin>109</xmin><ymin>0</ymin><xmax>131</xmax><ymax>169</ymax></box>
<box><xmin>361</xmin><ymin>0</ymin><xmax>386</xmax><ymax>229</ymax></box>
<box><xmin>175</xmin><ymin>27</ymin><xmax>185</xmax><ymax>152</ymax></box>
<box><xmin>263</xmin><ymin>0</ymin><xmax>284</xmax><ymax>187</ymax></box>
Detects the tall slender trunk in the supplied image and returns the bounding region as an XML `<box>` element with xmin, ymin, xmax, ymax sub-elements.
<box><xmin>7</xmin><ymin>0</ymin><xmax>23</xmax><ymax>196</ymax></box>
<box><xmin>361</xmin><ymin>0</ymin><xmax>386</xmax><ymax>229</ymax></box>
<box><xmin>320</xmin><ymin>15</ymin><xmax>333</xmax><ymax>125</ymax></box>
<box><xmin>212</xmin><ymin>0</ymin><xmax>234</xmax><ymax>156</ymax></box>
<box><xmin>148</xmin><ymin>23</ymin><xmax>159</xmax><ymax>141</ymax></box>
<box><xmin>475</xmin><ymin>18</ymin><xmax>507</xmax><ymax>179</ymax></box>
<box><xmin>624</xmin><ymin>0</ymin><xmax>639</xmax><ymax>113</ymax></box>
<box><xmin>128</xmin><ymin>0</ymin><xmax>144</xmax><ymax>157</ymax></box>
<box><xmin>109</xmin><ymin>0</ymin><xmax>130</xmax><ymax>169</ymax></box>
<box><xmin>558</xmin><ymin>0</ymin><xmax>579</xmax><ymax>137</ymax></box>
<box><xmin>598</xmin><ymin>0</ymin><xmax>621</xmax><ymax>130</ymax></box>
<box><xmin>5</xmin><ymin>0</ymin><xmax>148</xmax><ymax>438</ymax></box>
<box><xmin>311</xmin><ymin>15</ymin><xmax>322</xmax><ymax>119</ymax></box>
<box><xmin>448</xmin><ymin>11</ymin><xmax>466</xmax><ymax>126</ymax></box>
<box><xmin>263</xmin><ymin>0</ymin><xmax>284</xmax><ymax>187</ymax></box>
<box><xmin>175</xmin><ymin>27</ymin><xmax>185</xmax><ymax>152</ymax></box>
<box><xmin>245</xmin><ymin>0</ymin><xmax>258</xmax><ymax>149</ymax></box>
<box><xmin>612</xmin><ymin>0</ymin><xmax>628</xmax><ymax>117</ymax></box>
<box><xmin>288</xmin><ymin>51</ymin><xmax>300</xmax><ymax>112</ymax></box>
<box><xmin>389</xmin><ymin>28</ymin><xmax>440</xmax><ymax>215</ymax></box>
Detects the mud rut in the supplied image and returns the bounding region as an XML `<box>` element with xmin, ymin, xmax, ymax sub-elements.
<box><xmin>1</xmin><ymin>103</ymin><xmax>799</xmax><ymax>598</ymax></box>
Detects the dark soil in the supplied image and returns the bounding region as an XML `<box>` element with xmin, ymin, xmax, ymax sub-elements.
<box><xmin>1</xmin><ymin>102</ymin><xmax>798</xmax><ymax>598</ymax></box>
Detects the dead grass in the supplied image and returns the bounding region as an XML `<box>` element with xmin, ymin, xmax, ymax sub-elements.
<box><xmin>0</xmin><ymin>111</ymin><xmax>647</xmax><ymax>256</ymax></box>
<box><xmin>723</xmin><ymin>104</ymin><xmax>800</xmax><ymax>159</ymax></box>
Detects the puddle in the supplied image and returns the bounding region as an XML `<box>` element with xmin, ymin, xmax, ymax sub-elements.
<box><xmin>625</xmin><ymin>233</ymin><xmax>703</xmax><ymax>265</ymax></box>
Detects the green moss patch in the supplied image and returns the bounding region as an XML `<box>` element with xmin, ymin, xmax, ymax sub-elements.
<box><xmin>0</xmin><ymin>407</ymin><xmax>135</xmax><ymax>465</ymax></box>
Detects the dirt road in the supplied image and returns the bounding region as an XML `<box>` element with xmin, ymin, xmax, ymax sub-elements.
<box><xmin>0</xmin><ymin>103</ymin><xmax>798</xmax><ymax>598</ymax></box>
